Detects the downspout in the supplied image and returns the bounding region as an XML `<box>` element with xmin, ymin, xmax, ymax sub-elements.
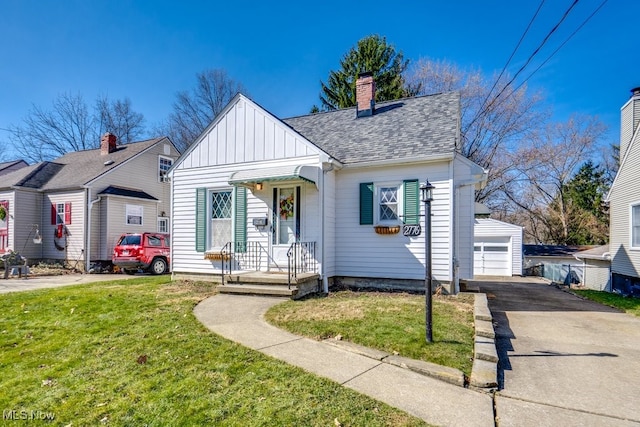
<box><xmin>85</xmin><ymin>188</ymin><xmax>102</xmax><ymax>272</ymax></box>
<box><xmin>449</xmin><ymin>161</ymin><xmax>458</xmax><ymax>294</ymax></box>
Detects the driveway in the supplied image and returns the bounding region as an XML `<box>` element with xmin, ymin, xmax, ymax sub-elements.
<box><xmin>474</xmin><ymin>278</ymin><xmax>640</xmax><ymax>426</ymax></box>
<box><xmin>0</xmin><ymin>274</ymin><xmax>135</xmax><ymax>294</ymax></box>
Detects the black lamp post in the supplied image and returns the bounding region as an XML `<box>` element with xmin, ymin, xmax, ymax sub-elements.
<box><xmin>420</xmin><ymin>180</ymin><xmax>435</xmax><ymax>343</ymax></box>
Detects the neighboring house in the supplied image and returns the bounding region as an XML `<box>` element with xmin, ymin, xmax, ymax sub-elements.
<box><xmin>169</xmin><ymin>74</ymin><xmax>486</xmax><ymax>294</ymax></box>
<box><xmin>474</xmin><ymin>218</ymin><xmax>523</xmax><ymax>277</ymax></box>
<box><xmin>573</xmin><ymin>245</ymin><xmax>611</xmax><ymax>291</ymax></box>
<box><xmin>606</xmin><ymin>87</ymin><xmax>640</xmax><ymax>296</ymax></box>
<box><xmin>0</xmin><ymin>133</ymin><xmax>179</xmax><ymax>271</ymax></box>
<box><xmin>0</xmin><ymin>160</ymin><xmax>28</xmax><ymax>176</ymax></box>
<box><xmin>523</xmin><ymin>245</ymin><xmax>593</xmax><ymax>284</ymax></box>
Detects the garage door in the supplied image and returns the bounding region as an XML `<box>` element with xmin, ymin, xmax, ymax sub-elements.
<box><xmin>474</xmin><ymin>237</ymin><xmax>511</xmax><ymax>276</ymax></box>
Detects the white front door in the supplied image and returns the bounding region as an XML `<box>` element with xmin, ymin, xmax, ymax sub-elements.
<box><xmin>272</xmin><ymin>186</ymin><xmax>299</xmax><ymax>268</ymax></box>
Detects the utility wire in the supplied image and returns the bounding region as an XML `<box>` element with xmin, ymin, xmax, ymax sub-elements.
<box><xmin>511</xmin><ymin>0</ymin><xmax>609</xmax><ymax>95</ymax></box>
<box><xmin>479</xmin><ymin>0</ymin><xmax>546</xmax><ymax>117</ymax></box>
<box><xmin>467</xmin><ymin>0</ymin><xmax>581</xmax><ymax>131</ymax></box>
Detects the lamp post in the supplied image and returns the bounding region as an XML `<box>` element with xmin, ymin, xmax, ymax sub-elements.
<box><xmin>420</xmin><ymin>180</ymin><xmax>435</xmax><ymax>343</ymax></box>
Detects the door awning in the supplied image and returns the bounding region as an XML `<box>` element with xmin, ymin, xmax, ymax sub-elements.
<box><xmin>228</xmin><ymin>165</ymin><xmax>319</xmax><ymax>188</ymax></box>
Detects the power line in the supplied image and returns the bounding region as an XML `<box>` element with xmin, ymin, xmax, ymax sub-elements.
<box><xmin>511</xmin><ymin>0</ymin><xmax>609</xmax><ymax>95</ymax></box>
<box><xmin>479</xmin><ymin>0</ymin><xmax>546</xmax><ymax>115</ymax></box>
<box><xmin>467</xmin><ymin>0</ymin><xmax>582</xmax><ymax>132</ymax></box>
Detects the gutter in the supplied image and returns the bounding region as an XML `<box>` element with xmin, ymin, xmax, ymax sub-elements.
<box><xmin>340</xmin><ymin>153</ymin><xmax>454</xmax><ymax>169</ymax></box>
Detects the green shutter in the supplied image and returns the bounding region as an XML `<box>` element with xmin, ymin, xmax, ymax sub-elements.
<box><xmin>195</xmin><ymin>188</ymin><xmax>207</xmax><ymax>252</ymax></box>
<box><xmin>234</xmin><ymin>186</ymin><xmax>247</xmax><ymax>252</ymax></box>
<box><xmin>403</xmin><ymin>179</ymin><xmax>419</xmax><ymax>225</ymax></box>
<box><xmin>360</xmin><ymin>182</ymin><xmax>374</xmax><ymax>225</ymax></box>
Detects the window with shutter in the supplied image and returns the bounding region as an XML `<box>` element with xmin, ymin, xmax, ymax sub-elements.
<box><xmin>403</xmin><ymin>179</ymin><xmax>419</xmax><ymax>225</ymax></box>
<box><xmin>359</xmin><ymin>182</ymin><xmax>374</xmax><ymax>225</ymax></box>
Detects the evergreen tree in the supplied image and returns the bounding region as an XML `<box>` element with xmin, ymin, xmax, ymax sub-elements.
<box><xmin>318</xmin><ymin>35</ymin><xmax>415</xmax><ymax>111</ymax></box>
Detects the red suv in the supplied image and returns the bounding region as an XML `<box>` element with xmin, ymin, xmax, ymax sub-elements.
<box><xmin>112</xmin><ymin>233</ymin><xmax>170</xmax><ymax>275</ymax></box>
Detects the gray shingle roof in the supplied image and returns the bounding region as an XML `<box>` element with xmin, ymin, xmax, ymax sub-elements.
<box><xmin>0</xmin><ymin>138</ymin><xmax>167</xmax><ymax>191</ymax></box>
<box><xmin>282</xmin><ymin>92</ymin><xmax>460</xmax><ymax>164</ymax></box>
<box><xmin>40</xmin><ymin>138</ymin><xmax>166</xmax><ymax>190</ymax></box>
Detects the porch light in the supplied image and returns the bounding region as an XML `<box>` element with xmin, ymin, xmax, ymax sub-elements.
<box><xmin>420</xmin><ymin>180</ymin><xmax>434</xmax><ymax>203</ymax></box>
<box><xmin>255</xmin><ymin>182</ymin><xmax>263</xmax><ymax>191</ymax></box>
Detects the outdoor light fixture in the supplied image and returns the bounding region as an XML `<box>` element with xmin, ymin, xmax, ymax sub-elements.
<box><xmin>420</xmin><ymin>180</ymin><xmax>434</xmax><ymax>203</ymax></box>
<box><xmin>33</xmin><ymin>225</ymin><xmax>42</xmax><ymax>244</ymax></box>
<box><xmin>421</xmin><ymin>180</ymin><xmax>435</xmax><ymax>343</ymax></box>
<box><xmin>255</xmin><ymin>182</ymin><xmax>263</xmax><ymax>191</ymax></box>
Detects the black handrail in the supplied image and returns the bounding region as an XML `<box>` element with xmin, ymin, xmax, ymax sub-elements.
<box><xmin>221</xmin><ymin>241</ymin><xmax>267</xmax><ymax>285</ymax></box>
<box><xmin>287</xmin><ymin>241</ymin><xmax>317</xmax><ymax>289</ymax></box>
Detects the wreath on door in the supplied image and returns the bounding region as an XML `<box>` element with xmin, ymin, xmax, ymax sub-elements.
<box><xmin>279</xmin><ymin>195</ymin><xmax>294</xmax><ymax>219</ymax></box>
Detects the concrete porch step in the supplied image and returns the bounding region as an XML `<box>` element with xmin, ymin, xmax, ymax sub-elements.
<box><xmin>226</xmin><ymin>271</ymin><xmax>319</xmax><ymax>286</ymax></box>
<box><xmin>218</xmin><ymin>283</ymin><xmax>297</xmax><ymax>297</ymax></box>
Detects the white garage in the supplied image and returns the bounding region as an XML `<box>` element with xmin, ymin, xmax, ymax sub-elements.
<box><xmin>474</xmin><ymin>218</ymin><xmax>523</xmax><ymax>277</ymax></box>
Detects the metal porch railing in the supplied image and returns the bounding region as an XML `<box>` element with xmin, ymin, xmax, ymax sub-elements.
<box><xmin>287</xmin><ymin>241</ymin><xmax>317</xmax><ymax>288</ymax></box>
<box><xmin>220</xmin><ymin>241</ymin><xmax>268</xmax><ymax>285</ymax></box>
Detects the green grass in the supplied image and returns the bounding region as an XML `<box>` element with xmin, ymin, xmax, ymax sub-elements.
<box><xmin>265</xmin><ymin>291</ymin><xmax>475</xmax><ymax>375</ymax></box>
<box><xmin>573</xmin><ymin>289</ymin><xmax>640</xmax><ymax>317</ymax></box>
<box><xmin>0</xmin><ymin>277</ymin><xmax>427</xmax><ymax>426</ymax></box>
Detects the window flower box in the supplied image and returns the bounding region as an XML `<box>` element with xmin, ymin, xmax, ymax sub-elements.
<box><xmin>374</xmin><ymin>225</ymin><xmax>400</xmax><ymax>235</ymax></box>
<box><xmin>204</xmin><ymin>252</ymin><xmax>231</xmax><ymax>261</ymax></box>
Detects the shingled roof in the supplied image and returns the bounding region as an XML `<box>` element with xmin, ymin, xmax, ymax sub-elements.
<box><xmin>0</xmin><ymin>138</ymin><xmax>168</xmax><ymax>191</ymax></box>
<box><xmin>282</xmin><ymin>92</ymin><xmax>460</xmax><ymax>164</ymax></box>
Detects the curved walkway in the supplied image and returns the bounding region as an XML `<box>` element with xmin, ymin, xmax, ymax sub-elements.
<box><xmin>194</xmin><ymin>293</ymin><xmax>494</xmax><ymax>427</ymax></box>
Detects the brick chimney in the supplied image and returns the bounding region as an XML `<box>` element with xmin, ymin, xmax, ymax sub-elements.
<box><xmin>356</xmin><ymin>72</ymin><xmax>375</xmax><ymax>118</ymax></box>
<box><xmin>620</xmin><ymin>87</ymin><xmax>640</xmax><ymax>158</ymax></box>
<box><xmin>100</xmin><ymin>132</ymin><xmax>117</xmax><ymax>155</ymax></box>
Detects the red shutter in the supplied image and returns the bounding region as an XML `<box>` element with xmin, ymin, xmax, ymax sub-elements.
<box><xmin>65</xmin><ymin>203</ymin><xmax>72</xmax><ymax>225</ymax></box>
<box><xmin>51</xmin><ymin>203</ymin><xmax>57</xmax><ymax>225</ymax></box>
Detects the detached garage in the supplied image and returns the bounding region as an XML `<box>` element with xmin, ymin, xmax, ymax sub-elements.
<box><xmin>474</xmin><ymin>218</ymin><xmax>523</xmax><ymax>277</ymax></box>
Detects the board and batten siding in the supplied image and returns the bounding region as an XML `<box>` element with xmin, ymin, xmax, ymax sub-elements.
<box><xmin>42</xmin><ymin>191</ymin><xmax>85</xmax><ymax>263</ymax></box>
<box><xmin>610</xmin><ymin>130</ymin><xmax>640</xmax><ymax>279</ymax></box>
<box><xmin>334</xmin><ymin>162</ymin><xmax>453</xmax><ymax>282</ymax></box>
<box><xmin>175</xmin><ymin>96</ymin><xmax>320</xmax><ymax>170</ymax></box>
<box><xmin>171</xmin><ymin>157</ymin><xmax>321</xmax><ymax>274</ymax></box>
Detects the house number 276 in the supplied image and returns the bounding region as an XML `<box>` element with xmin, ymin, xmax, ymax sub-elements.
<box><xmin>402</xmin><ymin>224</ymin><xmax>422</xmax><ymax>237</ymax></box>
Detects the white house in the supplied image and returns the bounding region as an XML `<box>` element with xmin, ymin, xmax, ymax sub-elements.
<box><xmin>0</xmin><ymin>134</ymin><xmax>179</xmax><ymax>271</ymax></box>
<box><xmin>606</xmin><ymin>87</ymin><xmax>640</xmax><ymax>296</ymax></box>
<box><xmin>169</xmin><ymin>74</ymin><xmax>486</xmax><ymax>295</ymax></box>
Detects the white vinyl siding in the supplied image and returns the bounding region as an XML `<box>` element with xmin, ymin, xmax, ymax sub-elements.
<box><xmin>336</xmin><ymin>163</ymin><xmax>453</xmax><ymax>282</ymax></box>
<box><xmin>171</xmin><ymin>157</ymin><xmax>321</xmax><ymax>275</ymax></box>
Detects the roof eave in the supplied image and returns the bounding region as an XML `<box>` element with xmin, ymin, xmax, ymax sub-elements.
<box><xmin>340</xmin><ymin>152</ymin><xmax>455</xmax><ymax>169</ymax></box>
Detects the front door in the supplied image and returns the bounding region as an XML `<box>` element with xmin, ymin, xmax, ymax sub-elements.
<box><xmin>272</xmin><ymin>186</ymin><xmax>300</xmax><ymax>268</ymax></box>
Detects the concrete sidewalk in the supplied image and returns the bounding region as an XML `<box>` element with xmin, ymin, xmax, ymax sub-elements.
<box><xmin>194</xmin><ymin>293</ymin><xmax>495</xmax><ymax>427</ymax></box>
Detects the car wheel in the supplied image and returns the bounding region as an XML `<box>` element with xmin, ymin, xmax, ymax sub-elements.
<box><xmin>124</xmin><ymin>268</ymin><xmax>137</xmax><ymax>275</ymax></box>
<box><xmin>149</xmin><ymin>258</ymin><xmax>167</xmax><ymax>275</ymax></box>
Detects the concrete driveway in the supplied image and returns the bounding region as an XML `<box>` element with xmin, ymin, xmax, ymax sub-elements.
<box><xmin>0</xmin><ymin>274</ymin><xmax>136</xmax><ymax>294</ymax></box>
<box><xmin>473</xmin><ymin>278</ymin><xmax>640</xmax><ymax>426</ymax></box>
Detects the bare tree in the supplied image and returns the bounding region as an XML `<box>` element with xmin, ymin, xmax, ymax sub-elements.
<box><xmin>406</xmin><ymin>58</ymin><xmax>546</xmax><ymax>203</ymax></box>
<box><xmin>95</xmin><ymin>96</ymin><xmax>145</xmax><ymax>144</ymax></box>
<box><xmin>501</xmin><ymin>115</ymin><xmax>607</xmax><ymax>243</ymax></box>
<box><xmin>165</xmin><ymin>68</ymin><xmax>246</xmax><ymax>152</ymax></box>
<box><xmin>7</xmin><ymin>92</ymin><xmax>146</xmax><ymax>163</ymax></box>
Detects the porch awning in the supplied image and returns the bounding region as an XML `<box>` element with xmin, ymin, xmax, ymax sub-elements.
<box><xmin>228</xmin><ymin>165</ymin><xmax>319</xmax><ymax>188</ymax></box>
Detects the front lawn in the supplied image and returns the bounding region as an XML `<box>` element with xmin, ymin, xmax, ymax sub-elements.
<box><xmin>573</xmin><ymin>289</ymin><xmax>640</xmax><ymax>317</ymax></box>
<box><xmin>0</xmin><ymin>277</ymin><xmax>426</xmax><ymax>426</ymax></box>
<box><xmin>265</xmin><ymin>291</ymin><xmax>475</xmax><ymax>375</ymax></box>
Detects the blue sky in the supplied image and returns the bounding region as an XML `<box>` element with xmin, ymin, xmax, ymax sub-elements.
<box><xmin>1</xmin><ymin>0</ymin><xmax>637</xmax><ymax>158</ymax></box>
